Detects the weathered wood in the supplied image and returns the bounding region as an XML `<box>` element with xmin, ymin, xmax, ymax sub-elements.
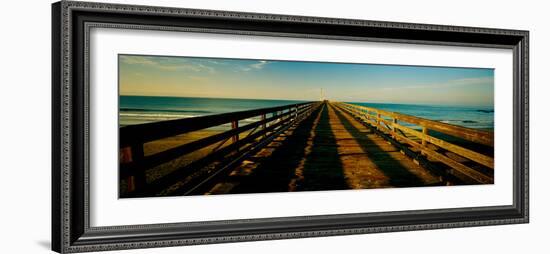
<box><xmin>231</xmin><ymin>121</ymin><xmax>239</xmax><ymax>143</ymax></box>
<box><xmin>261</xmin><ymin>114</ymin><xmax>267</xmax><ymax>137</ymax></box>
<box><xmin>120</xmin><ymin>102</ymin><xmax>314</xmax><ymax>147</ymax></box>
<box><xmin>419</xmin><ymin>148</ymin><xmax>493</xmax><ymax>184</ymax></box>
<box><xmin>121</xmin><ymin>102</ymin><xmax>322</xmax><ymax>197</ymax></box>
<box><xmin>394</xmin><ymin>123</ymin><xmax>494</xmax><ymax>169</ymax></box>
<box><xmin>338</xmin><ymin>102</ymin><xmax>494</xmax><ymax>147</ymax></box>
<box><xmin>119</xmin><ymin>109</ymin><xmax>297</xmax><ymax>178</ymax></box>
<box><xmin>397</xmin><ymin>113</ymin><xmax>493</xmax><ymax>147</ymax></box>
<box><xmin>122</xmin><ymin>100</ymin><xmax>494</xmax><ymax>197</ymax></box>
<box><xmin>391</xmin><ymin>118</ymin><xmax>398</xmax><ymax>139</ymax></box>
<box><xmin>334</xmin><ymin>102</ymin><xmax>494</xmax><ymax>184</ymax></box>
<box><xmin>131</xmin><ymin>113</ymin><xmax>299</xmax><ymax>197</ymax></box>
<box><xmin>207</xmin><ymin>103</ymin><xmax>442</xmax><ymax>194</ymax></box>
<box><xmin>173</xmin><ymin>104</ymin><xmax>324</xmax><ymax>196</ymax></box>
<box><xmin>371</xmin><ymin>122</ymin><xmax>492</xmax><ymax>184</ymax></box>
<box><xmin>126</xmin><ymin>144</ymin><xmax>146</xmax><ymax>193</ymax></box>
<box><xmin>376</xmin><ymin>113</ymin><xmax>381</xmax><ymax>130</ymax></box>
<box><xmin>421</xmin><ymin>127</ymin><xmax>428</xmax><ymax>146</ymax></box>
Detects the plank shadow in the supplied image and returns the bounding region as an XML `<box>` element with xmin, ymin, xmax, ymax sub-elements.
<box><xmin>331</xmin><ymin>104</ymin><xmax>426</xmax><ymax>187</ymax></box>
<box><xmin>231</xmin><ymin>103</ymin><xmax>347</xmax><ymax>193</ymax></box>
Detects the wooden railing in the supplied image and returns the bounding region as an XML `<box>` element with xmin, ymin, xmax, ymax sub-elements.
<box><xmin>120</xmin><ymin>101</ymin><xmax>322</xmax><ymax>197</ymax></box>
<box><xmin>334</xmin><ymin>102</ymin><xmax>494</xmax><ymax>184</ymax></box>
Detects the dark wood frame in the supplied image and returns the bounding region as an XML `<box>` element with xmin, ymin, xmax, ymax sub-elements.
<box><xmin>52</xmin><ymin>1</ymin><xmax>529</xmax><ymax>253</ymax></box>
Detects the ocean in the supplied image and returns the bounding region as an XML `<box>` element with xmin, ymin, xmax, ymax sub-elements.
<box><xmin>119</xmin><ymin>96</ymin><xmax>494</xmax><ymax>130</ymax></box>
<box><xmin>119</xmin><ymin>96</ymin><xmax>307</xmax><ymax>128</ymax></box>
<box><xmin>348</xmin><ymin>102</ymin><xmax>494</xmax><ymax>130</ymax></box>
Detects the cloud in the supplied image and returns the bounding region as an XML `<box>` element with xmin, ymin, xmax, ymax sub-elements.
<box><xmin>380</xmin><ymin>76</ymin><xmax>493</xmax><ymax>91</ymax></box>
<box><xmin>120</xmin><ymin>55</ymin><xmax>157</xmax><ymax>66</ymax></box>
<box><xmin>157</xmin><ymin>63</ymin><xmax>214</xmax><ymax>74</ymax></box>
<box><xmin>250</xmin><ymin>60</ymin><xmax>269</xmax><ymax>70</ymax></box>
<box><xmin>198</xmin><ymin>64</ymin><xmax>215</xmax><ymax>74</ymax></box>
<box><xmin>447</xmin><ymin>76</ymin><xmax>493</xmax><ymax>86</ymax></box>
<box><xmin>120</xmin><ymin>55</ymin><xmax>216</xmax><ymax>74</ymax></box>
<box><xmin>206</xmin><ymin>60</ymin><xmax>227</xmax><ymax>65</ymax></box>
<box><xmin>240</xmin><ymin>60</ymin><xmax>270</xmax><ymax>72</ymax></box>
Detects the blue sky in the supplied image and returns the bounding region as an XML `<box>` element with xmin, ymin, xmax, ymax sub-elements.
<box><xmin>119</xmin><ymin>54</ymin><xmax>494</xmax><ymax>107</ymax></box>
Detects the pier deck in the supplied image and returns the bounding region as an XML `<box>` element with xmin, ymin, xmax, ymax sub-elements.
<box><xmin>208</xmin><ymin>102</ymin><xmax>440</xmax><ymax>194</ymax></box>
<box><xmin>119</xmin><ymin>101</ymin><xmax>494</xmax><ymax>198</ymax></box>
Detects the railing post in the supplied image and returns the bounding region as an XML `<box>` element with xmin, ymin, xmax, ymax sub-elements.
<box><xmin>421</xmin><ymin>126</ymin><xmax>428</xmax><ymax>155</ymax></box>
<box><xmin>123</xmin><ymin>144</ymin><xmax>146</xmax><ymax>194</ymax></box>
<box><xmin>421</xmin><ymin>126</ymin><xmax>428</xmax><ymax>146</ymax></box>
<box><xmin>261</xmin><ymin>114</ymin><xmax>267</xmax><ymax>138</ymax></box>
<box><xmin>376</xmin><ymin>113</ymin><xmax>381</xmax><ymax>130</ymax></box>
<box><xmin>231</xmin><ymin>120</ymin><xmax>239</xmax><ymax>143</ymax></box>
<box><xmin>392</xmin><ymin>117</ymin><xmax>397</xmax><ymax>139</ymax></box>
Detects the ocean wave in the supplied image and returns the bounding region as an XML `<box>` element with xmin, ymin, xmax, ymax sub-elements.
<box><xmin>476</xmin><ymin>109</ymin><xmax>494</xmax><ymax>113</ymax></box>
<box><xmin>120</xmin><ymin>112</ymin><xmax>200</xmax><ymax>119</ymax></box>
<box><xmin>440</xmin><ymin>120</ymin><xmax>479</xmax><ymax>124</ymax></box>
<box><xmin>120</xmin><ymin>112</ymin><xmax>262</xmax><ymax>126</ymax></box>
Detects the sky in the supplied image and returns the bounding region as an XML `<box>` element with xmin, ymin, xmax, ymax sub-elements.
<box><xmin>119</xmin><ymin>54</ymin><xmax>494</xmax><ymax>107</ymax></box>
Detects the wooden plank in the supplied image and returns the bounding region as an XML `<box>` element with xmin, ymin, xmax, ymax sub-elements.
<box><xmin>336</xmin><ymin>102</ymin><xmax>493</xmax><ymax>184</ymax></box>
<box><xmin>394</xmin><ymin>123</ymin><xmax>494</xmax><ymax>169</ymax></box>
<box><xmin>210</xmin><ymin>102</ymin><xmax>442</xmax><ymax>194</ymax></box>
<box><xmin>390</xmin><ymin>128</ymin><xmax>492</xmax><ymax>184</ymax></box>
<box><xmin>184</xmin><ymin>103</ymin><xmax>323</xmax><ymax>195</ymax></box>
<box><xmin>129</xmin><ymin>115</ymin><xmax>297</xmax><ymax>197</ymax></box>
<box><xmin>420</xmin><ymin>148</ymin><xmax>493</xmax><ymax>184</ymax></box>
<box><xmin>328</xmin><ymin>103</ymin><xmax>441</xmax><ymax>186</ymax></box>
<box><xmin>119</xmin><ymin>109</ymin><xmax>296</xmax><ymax>177</ymax></box>
<box><xmin>120</xmin><ymin>101</ymin><xmax>314</xmax><ymax>146</ymax></box>
<box><xmin>396</xmin><ymin>113</ymin><xmax>493</xmax><ymax>147</ymax></box>
<box><xmin>338</xmin><ymin>102</ymin><xmax>494</xmax><ymax>147</ymax></box>
<box><xmin>339</xmin><ymin>104</ymin><xmax>393</xmax><ymax>133</ymax></box>
<box><xmin>126</xmin><ymin>144</ymin><xmax>146</xmax><ymax>193</ymax></box>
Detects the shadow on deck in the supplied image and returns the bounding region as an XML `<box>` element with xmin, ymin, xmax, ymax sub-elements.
<box><xmin>120</xmin><ymin>100</ymin><xmax>494</xmax><ymax>198</ymax></box>
<box><xmin>331</xmin><ymin>104</ymin><xmax>426</xmax><ymax>187</ymax></box>
<box><xmin>209</xmin><ymin>102</ymin><xmax>441</xmax><ymax>194</ymax></box>
<box><xmin>227</xmin><ymin>103</ymin><xmax>348</xmax><ymax>193</ymax></box>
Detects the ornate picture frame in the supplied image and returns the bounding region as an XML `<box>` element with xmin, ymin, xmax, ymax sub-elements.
<box><xmin>52</xmin><ymin>1</ymin><xmax>528</xmax><ymax>253</ymax></box>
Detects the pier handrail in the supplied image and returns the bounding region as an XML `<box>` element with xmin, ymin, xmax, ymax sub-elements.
<box><xmin>334</xmin><ymin>102</ymin><xmax>494</xmax><ymax>184</ymax></box>
<box><xmin>120</xmin><ymin>101</ymin><xmax>315</xmax><ymax>146</ymax></box>
<box><xmin>120</xmin><ymin>101</ymin><xmax>322</xmax><ymax>197</ymax></box>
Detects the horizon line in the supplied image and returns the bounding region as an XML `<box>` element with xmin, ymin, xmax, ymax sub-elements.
<box><xmin>120</xmin><ymin>94</ymin><xmax>493</xmax><ymax>108</ymax></box>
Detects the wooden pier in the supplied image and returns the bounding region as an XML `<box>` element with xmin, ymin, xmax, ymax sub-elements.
<box><xmin>119</xmin><ymin>101</ymin><xmax>494</xmax><ymax>198</ymax></box>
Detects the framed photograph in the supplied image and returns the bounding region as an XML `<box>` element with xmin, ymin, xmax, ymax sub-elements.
<box><xmin>52</xmin><ymin>1</ymin><xmax>529</xmax><ymax>253</ymax></box>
